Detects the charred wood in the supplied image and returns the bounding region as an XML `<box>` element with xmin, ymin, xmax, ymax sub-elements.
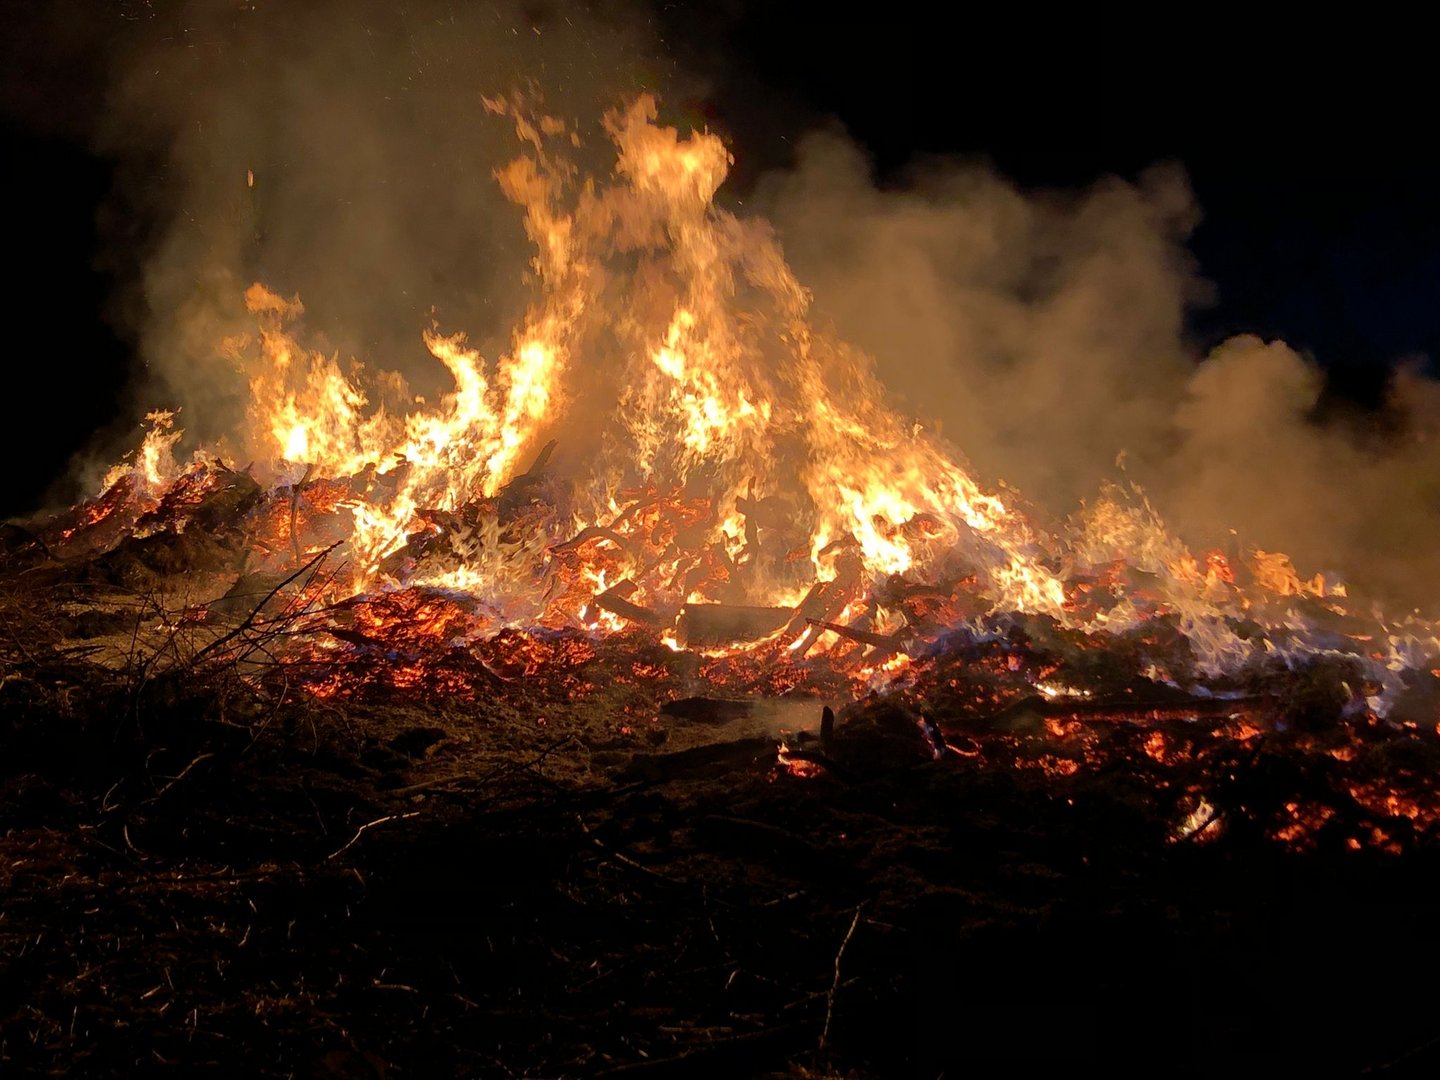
<box><xmin>659</xmin><ymin>696</ymin><xmax>755</xmax><ymax>723</ymax></box>
<box><xmin>591</xmin><ymin>580</ymin><xmax>666</xmax><ymax>628</ymax></box>
<box><xmin>617</xmin><ymin>737</ymin><xmax>776</xmax><ymax>783</ymax></box>
<box><xmin>803</xmin><ymin>617</ymin><xmax>908</xmax><ymax>655</ymax></box>
<box><xmin>554</xmin><ymin>525</ymin><xmax>644</xmax><ymax>564</ymax></box>
<box><xmin>498</xmin><ymin>439</ymin><xmax>559</xmax><ymax>511</ymax></box>
<box><xmin>522</xmin><ymin>438</ymin><xmax>557</xmax><ymax>476</ymax></box>
<box><xmin>986</xmin><ymin>693</ymin><xmax>1273</xmax><ymax>731</ymax></box>
<box><xmin>678</xmin><ymin>602</ymin><xmax>792</xmax><ymax>646</ymax></box>
<box><xmin>783</xmin><ymin>562</ymin><xmax>861</xmax><ymax>656</ymax></box>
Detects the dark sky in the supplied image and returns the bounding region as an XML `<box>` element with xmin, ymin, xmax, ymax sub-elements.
<box><xmin>654</xmin><ymin>7</ymin><xmax>1440</xmax><ymax>378</ymax></box>
<box><xmin>2</xmin><ymin>2</ymin><xmax>1437</xmax><ymax>515</ymax></box>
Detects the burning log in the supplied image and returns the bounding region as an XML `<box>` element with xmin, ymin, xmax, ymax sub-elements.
<box><xmin>42</xmin><ymin>473</ymin><xmax>142</xmax><ymax>550</ymax></box>
<box><xmin>782</xmin><ymin>554</ymin><xmax>862</xmax><ymax>656</ymax></box>
<box><xmin>553</xmin><ymin>525</ymin><xmax>643</xmax><ymax>565</ymax></box>
<box><xmin>497</xmin><ymin>438</ymin><xmax>558</xmax><ymax>511</ymax></box>
<box><xmin>588</xmin><ymin>579</ymin><xmax>666</xmax><ymax>628</ymax></box>
<box><xmin>678</xmin><ymin>602</ymin><xmax>792</xmax><ymax>646</ymax></box>
<box><xmin>871</xmin><ymin>573</ymin><xmax>983</xmax><ymax>628</ymax></box>
<box><xmin>733</xmin><ymin>481</ymin><xmax>799</xmax><ymax>558</ymax></box>
<box><xmin>782</xmin><ymin>587</ymin><xmax>839</xmax><ymax>656</ymax></box>
<box><xmin>986</xmin><ymin>693</ymin><xmax>1273</xmax><ymax>732</ymax></box>
<box><xmin>803</xmin><ymin>618</ymin><xmax>908</xmax><ymax>656</ymax></box>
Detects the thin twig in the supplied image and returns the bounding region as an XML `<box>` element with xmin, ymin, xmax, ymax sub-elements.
<box><xmin>820</xmin><ymin>903</ymin><xmax>865</xmax><ymax>1052</ymax></box>
<box><xmin>190</xmin><ymin>543</ymin><xmax>340</xmax><ymax>669</ymax></box>
<box><xmin>576</xmin><ymin>812</ymin><xmax>695</xmax><ymax>892</ymax></box>
<box><xmin>388</xmin><ymin>736</ymin><xmax>577</xmax><ymax>797</ymax></box>
<box><xmin>147</xmin><ymin>752</ymin><xmax>216</xmax><ymax>803</ymax></box>
<box><xmin>241</xmin><ymin>673</ymin><xmax>290</xmax><ymax>755</ymax></box>
<box><xmin>326</xmin><ymin>811</ymin><xmax>421</xmax><ymax>862</ymax></box>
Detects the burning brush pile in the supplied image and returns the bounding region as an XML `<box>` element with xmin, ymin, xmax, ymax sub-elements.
<box><xmin>11</xmin><ymin>94</ymin><xmax>1440</xmax><ymax>855</ymax></box>
<box><xmin>11</xmin><ymin>92</ymin><xmax>1440</xmax><ymax>1076</ymax></box>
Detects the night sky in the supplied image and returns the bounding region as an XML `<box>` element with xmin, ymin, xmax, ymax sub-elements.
<box><xmin>2</xmin><ymin>3</ymin><xmax>1436</xmax><ymax>515</ymax></box>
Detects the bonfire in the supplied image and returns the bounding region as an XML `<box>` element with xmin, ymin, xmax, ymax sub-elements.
<box><xmin>5</xmin><ymin>94</ymin><xmax>1440</xmax><ymax>1077</ymax></box>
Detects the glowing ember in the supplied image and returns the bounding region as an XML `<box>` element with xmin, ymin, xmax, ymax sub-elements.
<box><xmin>1174</xmin><ymin>797</ymin><xmax>1222</xmax><ymax>843</ymax></box>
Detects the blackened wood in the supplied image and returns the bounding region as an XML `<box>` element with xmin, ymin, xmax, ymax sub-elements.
<box><xmin>804</xmin><ymin>617</ymin><xmax>906</xmax><ymax>654</ymax></box>
<box><xmin>678</xmin><ymin>602</ymin><xmax>792</xmax><ymax>645</ymax></box>
<box><xmin>554</xmin><ymin>525</ymin><xmax>642</xmax><ymax>562</ymax></box>
<box><xmin>617</xmin><ymin>737</ymin><xmax>776</xmax><ymax>783</ymax></box>
<box><xmin>660</xmin><ymin>697</ymin><xmax>754</xmax><ymax>723</ymax></box>
<box><xmin>593</xmin><ymin>581</ymin><xmax>666</xmax><ymax>627</ymax></box>
<box><xmin>988</xmin><ymin>693</ymin><xmax>1273</xmax><ymax>729</ymax></box>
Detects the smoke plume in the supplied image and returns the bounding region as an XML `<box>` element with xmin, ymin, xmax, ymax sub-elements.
<box><xmin>755</xmin><ymin>132</ymin><xmax>1440</xmax><ymax>607</ymax></box>
<box><xmin>81</xmin><ymin>0</ymin><xmax>673</xmax><ymax>457</ymax></box>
